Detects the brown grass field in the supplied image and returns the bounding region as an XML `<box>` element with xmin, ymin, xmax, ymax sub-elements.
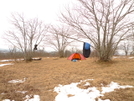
<box><xmin>0</xmin><ymin>57</ymin><xmax>134</xmax><ymax>101</ymax></box>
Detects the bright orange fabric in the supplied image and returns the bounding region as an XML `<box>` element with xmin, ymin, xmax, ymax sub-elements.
<box><xmin>67</xmin><ymin>53</ymin><xmax>86</xmax><ymax>60</ymax></box>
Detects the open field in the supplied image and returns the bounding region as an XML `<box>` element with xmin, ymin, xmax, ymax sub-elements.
<box><xmin>0</xmin><ymin>57</ymin><xmax>134</xmax><ymax>101</ymax></box>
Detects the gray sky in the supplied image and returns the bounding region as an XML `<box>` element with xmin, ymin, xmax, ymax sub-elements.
<box><xmin>0</xmin><ymin>0</ymin><xmax>73</xmax><ymax>50</ymax></box>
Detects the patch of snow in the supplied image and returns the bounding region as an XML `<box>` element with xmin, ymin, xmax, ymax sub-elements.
<box><xmin>24</xmin><ymin>95</ymin><xmax>40</xmax><ymax>101</ymax></box>
<box><xmin>16</xmin><ymin>91</ymin><xmax>28</xmax><ymax>94</ymax></box>
<box><xmin>0</xmin><ymin>63</ymin><xmax>14</xmax><ymax>67</ymax></box>
<box><xmin>54</xmin><ymin>79</ymin><xmax>133</xmax><ymax>101</ymax></box>
<box><xmin>14</xmin><ymin>59</ymin><xmax>24</xmax><ymax>61</ymax></box>
<box><xmin>2</xmin><ymin>99</ymin><xmax>10</xmax><ymax>101</ymax></box>
<box><xmin>80</xmin><ymin>79</ymin><xmax>94</xmax><ymax>82</ymax></box>
<box><xmin>8</xmin><ymin>78</ymin><xmax>26</xmax><ymax>83</ymax></box>
<box><xmin>84</xmin><ymin>82</ymin><xmax>90</xmax><ymax>86</ymax></box>
<box><xmin>101</xmin><ymin>82</ymin><xmax>133</xmax><ymax>94</ymax></box>
<box><xmin>128</xmin><ymin>57</ymin><xmax>134</xmax><ymax>59</ymax></box>
<box><xmin>0</xmin><ymin>59</ymin><xmax>24</xmax><ymax>62</ymax></box>
<box><xmin>2</xmin><ymin>95</ymin><xmax>40</xmax><ymax>101</ymax></box>
<box><xmin>1</xmin><ymin>93</ymin><xmax>5</xmax><ymax>95</ymax></box>
<box><xmin>54</xmin><ymin>84</ymin><xmax>102</xmax><ymax>101</ymax></box>
<box><xmin>0</xmin><ymin>59</ymin><xmax>14</xmax><ymax>62</ymax></box>
<box><xmin>113</xmin><ymin>56</ymin><xmax>118</xmax><ymax>58</ymax></box>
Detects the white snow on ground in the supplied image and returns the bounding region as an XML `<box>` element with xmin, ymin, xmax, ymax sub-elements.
<box><xmin>16</xmin><ymin>91</ymin><xmax>28</xmax><ymax>94</ymax></box>
<box><xmin>128</xmin><ymin>57</ymin><xmax>134</xmax><ymax>59</ymax></box>
<box><xmin>101</xmin><ymin>81</ymin><xmax>133</xmax><ymax>94</ymax></box>
<box><xmin>0</xmin><ymin>63</ymin><xmax>14</xmax><ymax>67</ymax></box>
<box><xmin>0</xmin><ymin>59</ymin><xmax>24</xmax><ymax>62</ymax></box>
<box><xmin>113</xmin><ymin>56</ymin><xmax>134</xmax><ymax>59</ymax></box>
<box><xmin>54</xmin><ymin>79</ymin><xmax>134</xmax><ymax>101</ymax></box>
<box><xmin>8</xmin><ymin>78</ymin><xmax>26</xmax><ymax>83</ymax></box>
<box><xmin>24</xmin><ymin>95</ymin><xmax>40</xmax><ymax>101</ymax></box>
<box><xmin>0</xmin><ymin>59</ymin><xmax>14</xmax><ymax>62</ymax></box>
<box><xmin>2</xmin><ymin>95</ymin><xmax>40</xmax><ymax>101</ymax></box>
<box><xmin>3</xmin><ymin>79</ymin><xmax>40</xmax><ymax>101</ymax></box>
<box><xmin>2</xmin><ymin>79</ymin><xmax>133</xmax><ymax>101</ymax></box>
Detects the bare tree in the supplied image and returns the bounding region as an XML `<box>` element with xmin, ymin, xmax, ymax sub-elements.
<box><xmin>60</xmin><ymin>0</ymin><xmax>134</xmax><ymax>61</ymax></box>
<box><xmin>4</xmin><ymin>13</ymin><xmax>48</xmax><ymax>61</ymax></box>
<box><xmin>119</xmin><ymin>40</ymin><xmax>130</xmax><ymax>56</ymax></box>
<box><xmin>129</xmin><ymin>26</ymin><xmax>134</xmax><ymax>55</ymax></box>
<box><xmin>48</xmin><ymin>25</ymin><xmax>74</xmax><ymax>57</ymax></box>
<box><xmin>8</xmin><ymin>45</ymin><xmax>18</xmax><ymax>61</ymax></box>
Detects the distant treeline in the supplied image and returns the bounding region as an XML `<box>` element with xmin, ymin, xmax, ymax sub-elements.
<box><xmin>0</xmin><ymin>49</ymin><xmax>130</xmax><ymax>60</ymax></box>
<box><xmin>0</xmin><ymin>49</ymin><xmax>82</xmax><ymax>59</ymax></box>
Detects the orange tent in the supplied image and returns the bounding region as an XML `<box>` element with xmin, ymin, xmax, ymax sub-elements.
<box><xmin>67</xmin><ymin>53</ymin><xmax>86</xmax><ymax>60</ymax></box>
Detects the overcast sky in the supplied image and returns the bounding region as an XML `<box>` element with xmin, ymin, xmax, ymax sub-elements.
<box><xmin>0</xmin><ymin>0</ymin><xmax>74</xmax><ymax>50</ymax></box>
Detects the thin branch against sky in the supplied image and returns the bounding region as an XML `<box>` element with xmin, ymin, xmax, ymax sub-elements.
<box><xmin>0</xmin><ymin>0</ymin><xmax>74</xmax><ymax>49</ymax></box>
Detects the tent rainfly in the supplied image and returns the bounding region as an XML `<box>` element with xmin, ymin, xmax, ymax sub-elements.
<box><xmin>67</xmin><ymin>53</ymin><xmax>86</xmax><ymax>60</ymax></box>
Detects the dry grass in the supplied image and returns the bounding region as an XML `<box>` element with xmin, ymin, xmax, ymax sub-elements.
<box><xmin>0</xmin><ymin>57</ymin><xmax>134</xmax><ymax>101</ymax></box>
